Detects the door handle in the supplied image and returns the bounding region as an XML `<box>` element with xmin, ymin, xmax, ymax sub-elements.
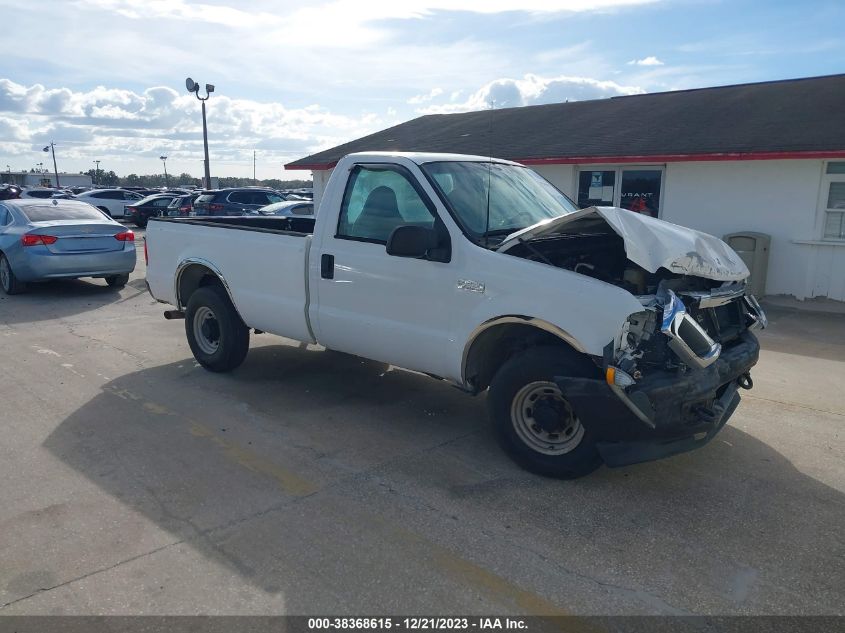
<box><xmin>321</xmin><ymin>254</ymin><xmax>334</xmax><ymax>279</ymax></box>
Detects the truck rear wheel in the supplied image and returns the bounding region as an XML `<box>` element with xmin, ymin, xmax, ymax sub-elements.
<box><xmin>488</xmin><ymin>346</ymin><xmax>602</xmax><ymax>479</ymax></box>
<box><xmin>185</xmin><ymin>285</ymin><xmax>250</xmax><ymax>372</ymax></box>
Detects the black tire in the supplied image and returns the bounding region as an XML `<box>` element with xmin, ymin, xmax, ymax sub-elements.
<box><xmin>488</xmin><ymin>346</ymin><xmax>602</xmax><ymax>479</ymax></box>
<box><xmin>105</xmin><ymin>273</ymin><xmax>130</xmax><ymax>287</ymax></box>
<box><xmin>185</xmin><ymin>285</ymin><xmax>250</xmax><ymax>372</ymax></box>
<box><xmin>0</xmin><ymin>253</ymin><xmax>26</xmax><ymax>295</ymax></box>
<box><xmin>134</xmin><ymin>217</ymin><xmax>147</xmax><ymax>228</ymax></box>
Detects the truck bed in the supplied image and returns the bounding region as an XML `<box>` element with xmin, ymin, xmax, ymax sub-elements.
<box><xmin>145</xmin><ymin>215</ymin><xmax>315</xmax><ymax>344</ymax></box>
<box><xmin>153</xmin><ymin>215</ymin><xmax>316</xmax><ymax>235</ymax></box>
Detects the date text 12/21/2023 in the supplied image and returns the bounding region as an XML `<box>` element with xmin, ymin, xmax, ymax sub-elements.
<box><xmin>307</xmin><ymin>618</ymin><xmax>528</xmax><ymax>630</ymax></box>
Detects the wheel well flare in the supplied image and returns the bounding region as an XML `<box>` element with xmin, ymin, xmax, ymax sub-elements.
<box><xmin>462</xmin><ymin>317</ymin><xmax>588</xmax><ymax>393</ymax></box>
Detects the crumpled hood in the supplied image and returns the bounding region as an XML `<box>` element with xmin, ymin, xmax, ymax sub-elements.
<box><xmin>497</xmin><ymin>206</ymin><xmax>749</xmax><ymax>281</ymax></box>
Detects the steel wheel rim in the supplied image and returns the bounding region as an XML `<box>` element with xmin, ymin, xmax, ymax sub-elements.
<box><xmin>193</xmin><ymin>306</ymin><xmax>220</xmax><ymax>355</ymax></box>
<box><xmin>510</xmin><ymin>381</ymin><xmax>584</xmax><ymax>455</ymax></box>
<box><xmin>0</xmin><ymin>257</ymin><xmax>9</xmax><ymax>291</ymax></box>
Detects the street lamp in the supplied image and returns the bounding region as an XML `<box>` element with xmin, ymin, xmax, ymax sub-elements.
<box><xmin>185</xmin><ymin>77</ymin><xmax>214</xmax><ymax>188</ymax></box>
<box><xmin>42</xmin><ymin>141</ymin><xmax>60</xmax><ymax>187</ymax></box>
<box><xmin>93</xmin><ymin>160</ymin><xmax>100</xmax><ymax>187</ymax></box>
<box><xmin>160</xmin><ymin>155</ymin><xmax>169</xmax><ymax>187</ymax></box>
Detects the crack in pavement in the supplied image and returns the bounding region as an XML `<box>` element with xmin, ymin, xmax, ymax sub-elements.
<box><xmin>0</xmin><ymin>538</ymin><xmax>185</xmax><ymax>611</ymax></box>
<box><xmin>743</xmin><ymin>393</ymin><xmax>844</xmax><ymax>418</ymax></box>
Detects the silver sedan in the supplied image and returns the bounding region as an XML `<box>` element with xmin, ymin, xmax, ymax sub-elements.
<box><xmin>0</xmin><ymin>198</ymin><xmax>136</xmax><ymax>295</ymax></box>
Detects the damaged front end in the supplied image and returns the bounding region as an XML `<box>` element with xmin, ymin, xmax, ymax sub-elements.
<box><xmin>564</xmin><ymin>282</ymin><xmax>767</xmax><ymax>467</ymax></box>
<box><xmin>499</xmin><ymin>206</ymin><xmax>768</xmax><ymax>467</ymax></box>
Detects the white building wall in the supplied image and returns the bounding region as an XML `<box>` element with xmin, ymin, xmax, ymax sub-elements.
<box><xmin>661</xmin><ymin>160</ymin><xmax>844</xmax><ymax>301</ymax></box>
<box><xmin>312</xmin><ymin>169</ymin><xmax>333</xmax><ymax>212</ymax></box>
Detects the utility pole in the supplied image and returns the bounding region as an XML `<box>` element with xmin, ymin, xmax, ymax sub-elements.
<box><xmin>43</xmin><ymin>142</ymin><xmax>59</xmax><ymax>187</ymax></box>
<box><xmin>93</xmin><ymin>160</ymin><xmax>100</xmax><ymax>186</ymax></box>
<box><xmin>253</xmin><ymin>150</ymin><xmax>257</xmax><ymax>184</ymax></box>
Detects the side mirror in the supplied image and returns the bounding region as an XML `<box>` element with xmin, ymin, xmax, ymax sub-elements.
<box><xmin>386</xmin><ymin>225</ymin><xmax>438</xmax><ymax>258</ymax></box>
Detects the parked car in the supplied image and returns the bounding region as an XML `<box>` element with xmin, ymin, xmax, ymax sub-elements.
<box><xmin>164</xmin><ymin>194</ymin><xmax>200</xmax><ymax>217</ymax></box>
<box><xmin>123</xmin><ymin>187</ymin><xmax>161</xmax><ymax>196</ymax></box>
<box><xmin>255</xmin><ymin>200</ymin><xmax>314</xmax><ymax>217</ymax></box>
<box><xmin>0</xmin><ymin>198</ymin><xmax>136</xmax><ymax>294</ymax></box>
<box><xmin>20</xmin><ymin>188</ymin><xmax>60</xmax><ymax>199</ymax></box>
<box><xmin>0</xmin><ymin>184</ymin><xmax>22</xmax><ymax>200</ymax></box>
<box><xmin>192</xmin><ymin>188</ymin><xmax>286</xmax><ymax>216</ymax></box>
<box><xmin>125</xmin><ymin>194</ymin><xmax>179</xmax><ymax>228</ymax></box>
<box><xmin>69</xmin><ymin>186</ymin><xmax>92</xmax><ymax>195</ymax></box>
<box><xmin>288</xmin><ymin>187</ymin><xmax>314</xmax><ymax>200</ymax></box>
<box><xmin>75</xmin><ymin>189</ymin><xmax>144</xmax><ymax>218</ymax></box>
<box><xmin>145</xmin><ymin>151</ymin><xmax>766</xmax><ymax>479</ymax></box>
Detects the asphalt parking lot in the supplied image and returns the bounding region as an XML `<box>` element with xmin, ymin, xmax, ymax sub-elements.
<box><xmin>0</xmin><ymin>227</ymin><xmax>843</xmax><ymax>616</ymax></box>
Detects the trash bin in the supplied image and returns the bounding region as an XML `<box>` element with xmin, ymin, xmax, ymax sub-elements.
<box><xmin>723</xmin><ymin>232</ymin><xmax>771</xmax><ymax>297</ymax></box>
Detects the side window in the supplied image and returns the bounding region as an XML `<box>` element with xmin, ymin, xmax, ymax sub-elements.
<box><xmin>337</xmin><ymin>166</ymin><xmax>436</xmax><ymax>243</ymax></box>
<box><xmin>228</xmin><ymin>191</ymin><xmax>248</xmax><ymax>205</ymax></box>
<box><xmin>0</xmin><ymin>206</ymin><xmax>9</xmax><ymax>226</ymax></box>
<box><xmin>153</xmin><ymin>198</ymin><xmax>171</xmax><ymax>207</ymax></box>
<box><xmin>822</xmin><ymin>162</ymin><xmax>845</xmax><ymax>240</ymax></box>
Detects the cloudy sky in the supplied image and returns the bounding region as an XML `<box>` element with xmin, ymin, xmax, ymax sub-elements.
<box><xmin>1</xmin><ymin>0</ymin><xmax>842</xmax><ymax>180</ymax></box>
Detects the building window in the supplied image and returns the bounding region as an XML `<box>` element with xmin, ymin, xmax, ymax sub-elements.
<box><xmin>577</xmin><ymin>170</ymin><xmax>615</xmax><ymax>207</ymax></box>
<box><xmin>822</xmin><ymin>162</ymin><xmax>845</xmax><ymax>240</ymax></box>
<box><xmin>576</xmin><ymin>166</ymin><xmax>663</xmax><ymax>217</ymax></box>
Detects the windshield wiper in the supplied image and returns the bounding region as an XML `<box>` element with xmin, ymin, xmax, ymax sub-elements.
<box><xmin>480</xmin><ymin>228</ymin><xmax>518</xmax><ymax>237</ymax></box>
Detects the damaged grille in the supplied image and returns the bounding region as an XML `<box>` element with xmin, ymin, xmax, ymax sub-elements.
<box><xmin>689</xmin><ymin>299</ymin><xmax>745</xmax><ymax>345</ymax></box>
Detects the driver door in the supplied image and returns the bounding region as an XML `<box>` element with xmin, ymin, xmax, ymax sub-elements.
<box><xmin>312</xmin><ymin>164</ymin><xmax>455</xmax><ymax>378</ymax></box>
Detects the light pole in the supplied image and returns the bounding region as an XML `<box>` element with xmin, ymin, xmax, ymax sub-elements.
<box><xmin>185</xmin><ymin>78</ymin><xmax>214</xmax><ymax>188</ymax></box>
<box><xmin>160</xmin><ymin>155</ymin><xmax>169</xmax><ymax>187</ymax></box>
<box><xmin>253</xmin><ymin>150</ymin><xmax>256</xmax><ymax>184</ymax></box>
<box><xmin>42</xmin><ymin>142</ymin><xmax>60</xmax><ymax>187</ymax></box>
<box><xmin>93</xmin><ymin>160</ymin><xmax>100</xmax><ymax>187</ymax></box>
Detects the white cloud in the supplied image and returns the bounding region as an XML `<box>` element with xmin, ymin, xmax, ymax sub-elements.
<box><xmin>418</xmin><ymin>73</ymin><xmax>644</xmax><ymax>113</ymax></box>
<box><xmin>78</xmin><ymin>0</ymin><xmax>661</xmax><ymax>50</ymax></box>
<box><xmin>0</xmin><ymin>79</ymin><xmax>387</xmax><ymax>178</ymax></box>
<box><xmin>407</xmin><ymin>88</ymin><xmax>444</xmax><ymax>104</ymax></box>
<box><xmin>628</xmin><ymin>56</ymin><xmax>665</xmax><ymax>66</ymax></box>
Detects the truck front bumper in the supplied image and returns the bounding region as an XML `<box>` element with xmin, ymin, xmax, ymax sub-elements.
<box><xmin>555</xmin><ymin>330</ymin><xmax>760</xmax><ymax>468</ymax></box>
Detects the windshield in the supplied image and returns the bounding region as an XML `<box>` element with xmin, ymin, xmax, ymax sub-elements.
<box><xmin>421</xmin><ymin>161</ymin><xmax>577</xmax><ymax>242</ymax></box>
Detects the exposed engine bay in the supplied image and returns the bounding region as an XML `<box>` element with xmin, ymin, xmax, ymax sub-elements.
<box><xmin>501</xmin><ymin>212</ymin><xmax>768</xmax><ymax>380</ymax></box>
<box><xmin>500</xmin><ymin>219</ymin><xmax>716</xmax><ymax>297</ymax></box>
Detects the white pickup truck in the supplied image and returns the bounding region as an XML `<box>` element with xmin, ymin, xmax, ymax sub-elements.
<box><xmin>145</xmin><ymin>152</ymin><xmax>766</xmax><ymax>478</ymax></box>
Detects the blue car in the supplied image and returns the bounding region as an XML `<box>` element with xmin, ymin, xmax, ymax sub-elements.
<box><xmin>0</xmin><ymin>198</ymin><xmax>136</xmax><ymax>294</ymax></box>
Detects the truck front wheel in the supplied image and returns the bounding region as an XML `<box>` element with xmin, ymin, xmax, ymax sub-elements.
<box><xmin>488</xmin><ymin>346</ymin><xmax>602</xmax><ymax>479</ymax></box>
<box><xmin>185</xmin><ymin>285</ymin><xmax>250</xmax><ymax>372</ymax></box>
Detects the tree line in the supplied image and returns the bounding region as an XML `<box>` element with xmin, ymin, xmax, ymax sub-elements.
<box><xmin>80</xmin><ymin>169</ymin><xmax>312</xmax><ymax>190</ymax></box>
